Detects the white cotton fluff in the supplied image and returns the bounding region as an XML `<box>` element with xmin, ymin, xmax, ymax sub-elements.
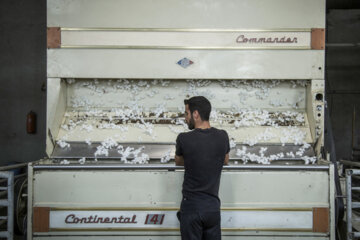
<box><xmin>164</xmin><ymin>94</ymin><xmax>175</xmax><ymax>100</ymax></box>
<box><xmin>286</xmin><ymin>152</ymin><xmax>295</xmax><ymax>158</ymax></box>
<box><xmin>117</xmin><ymin>146</ymin><xmax>149</xmax><ymax>164</ymax></box>
<box><xmin>60</xmin><ymin>159</ymin><xmax>70</xmax><ymax>165</ymax></box>
<box><xmin>94</xmin><ymin>138</ymin><xmax>118</xmax><ymax>157</ymax></box>
<box><xmin>98</xmin><ymin>123</ymin><xmax>129</xmax><ymax>132</ymax></box>
<box><xmin>269</xmin><ymin>99</ymin><xmax>285</xmax><ymax>107</ymax></box>
<box><xmin>301</xmin><ymin>156</ymin><xmax>317</xmax><ymax>164</ymax></box>
<box><xmin>244</xmin><ymin>128</ymin><xmax>275</xmax><ymax>146</ymax></box>
<box><xmin>133</xmin><ymin>153</ymin><xmax>150</xmax><ymax>164</ymax></box>
<box><xmin>138</xmin><ymin>119</ymin><xmax>155</xmax><ymax>138</ymax></box>
<box><xmin>235</xmin><ymin>144</ymin><xmax>315</xmax><ymax>165</ymax></box>
<box><xmin>80</xmin><ymin>124</ymin><xmax>93</xmax><ymax>132</ymax></box>
<box><xmin>85</xmin><ymin>139</ymin><xmax>92</xmax><ymax>146</ymax></box>
<box><xmin>235</xmin><ymin>146</ymin><xmax>285</xmax><ymax>165</ymax></box>
<box><xmin>57</xmin><ymin>140</ymin><xmax>70</xmax><ymax>148</ymax></box>
<box><xmin>230</xmin><ymin>139</ymin><xmax>236</xmax><ymax>149</ymax></box>
<box><xmin>78</xmin><ymin>157</ymin><xmax>86</xmax><ymax>164</ymax></box>
<box><xmin>160</xmin><ymin>150</ymin><xmax>172</xmax><ymax>163</ymax></box>
<box><xmin>280</xmin><ymin>127</ymin><xmax>306</xmax><ymax>146</ymax></box>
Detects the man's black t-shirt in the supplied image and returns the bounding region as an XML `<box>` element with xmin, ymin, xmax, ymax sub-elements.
<box><xmin>176</xmin><ymin>127</ymin><xmax>230</xmax><ymax>212</ymax></box>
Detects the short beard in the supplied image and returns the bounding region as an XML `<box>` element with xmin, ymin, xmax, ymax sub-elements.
<box><xmin>187</xmin><ymin>117</ymin><xmax>195</xmax><ymax>130</ymax></box>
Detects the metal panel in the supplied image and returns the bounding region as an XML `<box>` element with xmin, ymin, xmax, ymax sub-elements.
<box><xmin>34</xmin><ymin>236</ymin><xmax>329</xmax><ymax>240</ymax></box>
<box><xmin>47</xmin><ymin>49</ymin><xmax>324</xmax><ymax>79</ymax></box>
<box><xmin>47</xmin><ymin>0</ymin><xmax>325</xmax><ymax>29</ymax></box>
<box><xmin>60</xmin><ymin>29</ymin><xmax>312</xmax><ymax>49</ymax></box>
<box><xmin>46</xmin><ymin>78</ymin><xmax>66</xmax><ymax>156</ymax></box>
<box><xmin>33</xmin><ymin>170</ymin><xmax>330</xmax><ymax>208</ymax></box>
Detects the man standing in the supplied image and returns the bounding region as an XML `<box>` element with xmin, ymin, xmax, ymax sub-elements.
<box><xmin>175</xmin><ymin>96</ymin><xmax>230</xmax><ymax>240</ymax></box>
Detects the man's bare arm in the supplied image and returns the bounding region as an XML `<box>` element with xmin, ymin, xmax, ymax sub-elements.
<box><xmin>175</xmin><ymin>155</ymin><xmax>184</xmax><ymax>166</ymax></box>
<box><xmin>224</xmin><ymin>153</ymin><xmax>229</xmax><ymax>165</ymax></box>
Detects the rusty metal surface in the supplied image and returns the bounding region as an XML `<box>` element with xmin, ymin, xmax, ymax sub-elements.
<box><xmin>47</xmin><ymin>27</ymin><xmax>61</xmax><ymax>48</ymax></box>
<box><xmin>311</xmin><ymin>28</ymin><xmax>325</xmax><ymax>50</ymax></box>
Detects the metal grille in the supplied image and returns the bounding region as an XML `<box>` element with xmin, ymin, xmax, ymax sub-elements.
<box><xmin>0</xmin><ymin>171</ymin><xmax>14</xmax><ymax>240</ymax></box>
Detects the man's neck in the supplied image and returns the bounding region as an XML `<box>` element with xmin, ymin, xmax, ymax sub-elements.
<box><xmin>195</xmin><ymin>121</ymin><xmax>211</xmax><ymax>129</ymax></box>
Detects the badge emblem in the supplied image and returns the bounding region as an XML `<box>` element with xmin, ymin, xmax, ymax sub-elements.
<box><xmin>177</xmin><ymin>58</ymin><xmax>194</xmax><ymax>68</ymax></box>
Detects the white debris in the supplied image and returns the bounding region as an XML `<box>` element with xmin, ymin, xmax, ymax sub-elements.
<box><xmin>259</xmin><ymin>147</ymin><xmax>268</xmax><ymax>155</ymax></box>
<box><xmin>160</xmin><ymin>150</ymin><xmax>172</xmax><ymax>163</ymax></box>
<box><xmin>60</xmin><ymin>159</ymin><xmax>70</xmax><ymax>165</ymax></box>
<box><xmin>286</xmin><ymin>152</ymin><xmax>295</xmax><ymax>158</ymax></box>
<box><xmin>164</xmin><ymin>94</ymin><xmax>175</xmax><ymax>100</ymax></box>
<box><xmin>147</xmin><ymin>89</ymin><xmax>159</xmax><ymax>98</ymax></box>
<box><xmin>85</xmin><ymin>138</ymin><xmax>92</xmax><ymax>145</ymax></box>
<box><xmin>94</xmin><ymin>138</ymin><xmax>118</xmax><ymax>157</ymax></box>
<box><xmin>153</xmin><ymin>103</ymin><xmax>167</xmax><ymax>118</ymax></box>
<box><xmin>80</xmin><ymin>124</ymin><xmax>93</xmax><ymax>132</ymax></box>
<box><xmin>117</xmin><ymin>146</ymin><xmax>149</xmax><ymax>164</ymax></box>
<box><xmin>185</xmin><ymin>80</ymin><xmax>215</xmax><ymax>99</ymax></box>
<box><xmin>70</xmin><ymin>97</ymin><xmax>93</xmax><ymax>108</ymax></box>
<box><xmin>236</xmin><ymin>146</ymin><xmax>247</xmax><ymax>157</ymax></box>
<box><xmin>61</xmin><ymin>119</ymin><xmax>79</xmax><ymax>131</ymax></box>
<box><xmin>58</xmin><ymin>79</ymin><xmax>316</xmax><ymax>165</ymax></box>
<box><xmin>98</xmin><ymin>123</ymin><xmax>129</xmax><ymax>132</ymax></box>
<box><xmin>269</xmin><ymin>99</ymin><xmax>285</xmax><ymax>107</ymax></box>
<box><xmin>230</xmin><ymin>139</ymin><xmax>236</xmax><ymax>149</ymax></box>
<box><xmin>94</xmin><ymin>146</ymin><xmax>109</xmax><ymax>157</ymax></box>
<box><xmin>137</xmin><ymin>119</ymin><xmax>155</xmax><ymax>138</ymax></box>
<box><xmin>244</xmin><ymin>128</ymin><xmax>275</xmax><ymax>146</ymax></box>
<box><xmin>78</xmin><ymin>157</ymin><xmax>86</xmax><ymax>164</ymax></box>
<box><xmin>133</xmin><ymin>153</ymin><xmax>150</xmax><ymax>164</ymax></box>
<box><xmin>235</xmin><ymin>146</ymin><xmax>285</xmax><ymax>165</ymax></box>
<box><xmin>280</xmin><ymin>127</ymin><xmax>306</xmax><ymax>146</ymax></box>
<box><xmin>302</xmin><ymin>156</ymin><xmax>317</xmax><ymax>164</ymax></box>
<box><xmin>160</xmin><ymin>80</ymin><xmax>170</xmax><ymax>87</ymax></box>
<box><xmin>235</xmin><ymin>144</ymin><xmax>315</xmax><ymax>164</ymax></box>
<box><xmin>57</xmin><ymin>140</ymin><xmax>70</xmax><ymax>148</ymax></box>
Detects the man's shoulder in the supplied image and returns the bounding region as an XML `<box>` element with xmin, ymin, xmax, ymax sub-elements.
<box><xmin>176</xmin><ymin>131</ymin><xmax>192</xmax><ymax>140</ymax></box>
<box><xmin>212</xmin><ymin>128</ymin><xmax>228</xmax><ymax>136</ymax></box>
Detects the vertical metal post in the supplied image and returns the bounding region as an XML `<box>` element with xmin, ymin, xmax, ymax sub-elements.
<box><xmin>352</xmin><ymin>107</ymin><xmax>356</xmax><ymax>151</ymax></box>
<box><xmin>7</xmin><ymin>171</ymin><xmax>14</xmax><ymax>240</ymax></box>
<box><xmin>347</xmin><ymin>169</ymin><xmax>353</xmax><ymax>240</ymax></box>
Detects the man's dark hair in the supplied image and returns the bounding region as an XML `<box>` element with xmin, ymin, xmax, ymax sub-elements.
<box><xmin>184</xmin><ymin>96</ymin><xmax>211</xmax><ymax>121</ymax></box>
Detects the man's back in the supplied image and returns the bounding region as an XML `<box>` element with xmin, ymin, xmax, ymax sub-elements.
<box><xmin>176</xmin><ymin>127</ymin><xmax>230</xmax><ymax>212</ymax></box>
<box><xmin>175</xmin><ymin>96</ymin><xmax>229</xmax><ymax>240</ymax></box>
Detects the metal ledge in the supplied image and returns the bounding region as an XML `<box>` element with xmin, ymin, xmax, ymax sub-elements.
<box><xmin>33</xmin><ymin>163</ymin><xmax>329</xmax><ymax>171</ymax></box>
<box><xmin>51</xmin><ymin>142</ymin><xmax>315</xmax><ymax>160</ymax></box>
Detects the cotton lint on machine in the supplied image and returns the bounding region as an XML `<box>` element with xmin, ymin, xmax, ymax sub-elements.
<box><xmin>28</xmin><ymin>0</ymin><xmax>335</xmax><ymax>239</ymax></box>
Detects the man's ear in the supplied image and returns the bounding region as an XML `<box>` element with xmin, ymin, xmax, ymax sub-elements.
<box><xmin>192</xmin><ymin>110</ymin><xmax>200</xmax><ymax>120</ymax></box>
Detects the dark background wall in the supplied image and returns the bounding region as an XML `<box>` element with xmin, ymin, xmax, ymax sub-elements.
<box><xmin>0</xmin><ymin>0</ymin><xmax>46</xmax><ymax>165</ymax></box>
<box><xmin>326</xmin><ymin>9</ymin><xmax>360</xmax><ymax>161</ymax></box>
<box><xmin>0</xmin><ymin>1</ymin><xmax>359</xmax><ymax>165</ymax></box>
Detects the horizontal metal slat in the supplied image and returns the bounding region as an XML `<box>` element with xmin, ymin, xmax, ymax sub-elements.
<box><xmin>0</xmin><ymin>200</ymin><xmax>8</xmax><ymax>207</ymax></box>
<box><xmin>353</xmin><ymin>232</ymin><xmax>360</xmax><ymax>237</ymax></box>
<box><xmin>352</xmin><ymin>202</ymin><xmax>360</xmax><ymax>208</ymax></box>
